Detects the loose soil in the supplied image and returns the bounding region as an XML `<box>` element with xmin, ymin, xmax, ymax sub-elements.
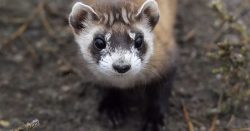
<box><xmin>0</xmin><ymin>0</ymin><xmax>250</xmax><ymax>131</ymax></box>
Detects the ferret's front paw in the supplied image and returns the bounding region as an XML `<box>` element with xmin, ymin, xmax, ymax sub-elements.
<box><xmin>98</xmin><ymin>96</ymin><xmax>127</xmax><ymax>128</ymax></box>
<box><xmin>141</xmin><ymin>110</ymin><xmax>165</xmax><ymax>131</ymax></box>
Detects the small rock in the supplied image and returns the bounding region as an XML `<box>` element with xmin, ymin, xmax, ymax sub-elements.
<box><xmin>58</xmin><ymin>64</ymin><xmax>72</xmax><ymax>75</ymax></box>
<box><xmin>61</xmin><ymin>85</ymin><xmax>71</xmax><ymax>92</ymax></box>
<box><xmin>12</xmin><ymin>54</ymin><xmax>24</xmax><ymax>63</ymax></box>
<box><xmin>0</xmin><ymin>120</ymin><xmax>10</xmax><ymax>128</ymax></box>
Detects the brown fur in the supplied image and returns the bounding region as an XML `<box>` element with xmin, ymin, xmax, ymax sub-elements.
<box><xmin>145</xmin><ymin>0</ymin><xmax>177</xmax><ymax>80</ymax></box>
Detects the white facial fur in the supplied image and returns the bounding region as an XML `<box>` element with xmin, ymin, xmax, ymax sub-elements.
<box><xmin>74</xmin><ymin>24</ymin><xmax>154</xmax><ymax>88</ymax></box>
<box><xmin>74</xmin><ymin>24</ymin><xmax>101</xmax><ymax>65</ymax></box>
<box><xmin>96</xmin><ymin>48</ymin><xmax>142</xmax><ymax>87</ymax></box>
<box><xmin>134</xmin><ymin>22</ymin><xmax>154</xmax><ymax>66</ymax></box>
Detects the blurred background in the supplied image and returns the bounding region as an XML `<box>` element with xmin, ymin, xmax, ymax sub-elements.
<box><xmin>0</xmin><ymin>0</ymin><xmax>249</xmax><ymax>131</ymax></box>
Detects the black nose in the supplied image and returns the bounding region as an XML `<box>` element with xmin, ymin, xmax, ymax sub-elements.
<box><xmin>113</xmin><ymin>64</ymin><xmax>131</xmax><ymax>73</ymax></box>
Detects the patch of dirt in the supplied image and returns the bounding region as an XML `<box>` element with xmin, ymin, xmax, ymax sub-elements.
<box><xmin>0</xmin><ymin>0</ymin><xmax>249</xmax><ymax>131</ymax></box>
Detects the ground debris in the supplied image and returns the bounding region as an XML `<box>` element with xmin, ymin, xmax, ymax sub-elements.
<box><xmin>1</xmin><ymin>0</ymin><xmax>46</xmax><ymax>49</ymax></box>
<box><xmin>10</xmin><ymin>119</ymin><xmax>40</xmax><ymax>131</ymax></box>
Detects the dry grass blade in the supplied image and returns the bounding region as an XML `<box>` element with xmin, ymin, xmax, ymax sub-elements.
<box><xmin>40</xmin><ymin>6</ymin><xmax>55</xmax><ymax>37</ymax></box>
<box><xmin>209</xmin><ymin>115</ymin><xmax>217</xmax><ymax>131</ymax></box>
<box><xmin>209</xmin><ymin>84</ymin><xmax>224</xmax><ymax>131</ymax></box>
<box><xmin>1</xmin><ymin>22</ymin><xmax>29</xmax><ymax>48</ymax></box>
<box><xmin>20</xmin><ymin>36</ymin><xmax>38</xmax><ymax>60</ymax></box>
<box><xmin>182</xmin><ymin>104</ymin><xmax>195</xmax><ymax>131</ymax></box>
<box><xmin>58</xmin><ymin>56</ymin><xmax>85</xmax><ymax>80</ymax></box>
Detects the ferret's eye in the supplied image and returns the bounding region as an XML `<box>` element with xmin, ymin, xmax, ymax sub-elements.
<box><xmin>134</xmin><ymin>35</ymin><xmax>144</xmax><ymax>49</ymax></box>
<box><xmin>94</xmin><ymin>37</ymin><xmax>106</xmax><ymax>50</ymax></box>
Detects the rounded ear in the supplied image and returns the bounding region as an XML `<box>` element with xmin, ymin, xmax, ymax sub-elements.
<box><xmin>136</xmin><ymin>0</ymin><xmax>160</xmax><ymax>30</ymax></box>
<box><xmin>69</xmin><ymin>2</ymin><xmax>99</xmax><ymax>34</ymax></box>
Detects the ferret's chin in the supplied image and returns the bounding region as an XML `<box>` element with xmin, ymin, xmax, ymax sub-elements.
<box><xmin>97</xmin><ymin>72</ymin><xmax>139</xmax><ymax>88</ymax></box>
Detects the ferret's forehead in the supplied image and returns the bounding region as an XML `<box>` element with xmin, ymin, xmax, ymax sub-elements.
<box><xmin>108</xmin><ymin>23</ymin><xmax>135</xmax><ymax>35</ymax></box>
<box><xmin>111</xmin><ymin>23</ymin><xmax>128</xmax><ymax>33</ymax></box>
<box><xmin>98</xmin><ymin>22</ymin><xmax>137</xmax><ymax>39</ymax></box>
<box><xmin>94</xmin><ymin>1</ymin><xmax>138</xmax><ymax>26</ymax></box>
<box><xmin>109</xmin><ymin>32</ymin><xmax>133</xmax><ymax>48</ymax></box>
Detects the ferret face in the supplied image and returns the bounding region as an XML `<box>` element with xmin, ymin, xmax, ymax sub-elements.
<box><xmin>69</xmin><ymin>0</ymin><xmax>160</xmax><ymax>88</ymax></box>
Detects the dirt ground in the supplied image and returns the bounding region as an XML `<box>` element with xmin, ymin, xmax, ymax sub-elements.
<box><xmin>0</xmin><ymin>0</ymin><xmax>250</xmax><ymax>131</ymax></box>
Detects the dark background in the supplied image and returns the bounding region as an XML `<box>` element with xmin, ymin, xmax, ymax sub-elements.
<box><xmin>0</xmin><ymin>0</ymin><xmax>250</xmax><ymax>130</ymax></box>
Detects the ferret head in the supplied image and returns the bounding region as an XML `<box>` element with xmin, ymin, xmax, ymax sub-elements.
<box><xmin>69</xmin><ymin>0</ymin><xmax>160</xmax><ymax>88</ymax></box>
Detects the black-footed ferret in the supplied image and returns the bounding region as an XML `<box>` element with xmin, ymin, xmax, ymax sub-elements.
<box><xmin>69</xmin><ymin>0</ymin><xmax>177</xmax><ymax>130</ymax></box>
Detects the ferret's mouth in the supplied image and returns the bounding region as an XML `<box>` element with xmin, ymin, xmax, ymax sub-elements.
<box><xmin>111</xmin><ymin>72</ymin><xmax>133</xmax><ymax>78</ymax></box>
<box><xmin>113</xmin><ymin>74</ymin><xmax>127</xmax><ymax>77</ymax></box>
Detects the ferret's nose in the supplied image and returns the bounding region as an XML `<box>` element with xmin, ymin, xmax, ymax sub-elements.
<box><xmin>113</xmin><ymin>64</ymin><xmax>131</xmax><ymax>73</ymax></box>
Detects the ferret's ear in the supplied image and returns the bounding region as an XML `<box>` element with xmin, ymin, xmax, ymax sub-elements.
<box><xmin>136</xmin><ymin>0</ymin><xmax>160</xmax><ymax>30</ymax></box>
<box><xmin>69</xmin><ymin>2</ymin><xmax>99</xmax><ymax>34</ymax></box>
